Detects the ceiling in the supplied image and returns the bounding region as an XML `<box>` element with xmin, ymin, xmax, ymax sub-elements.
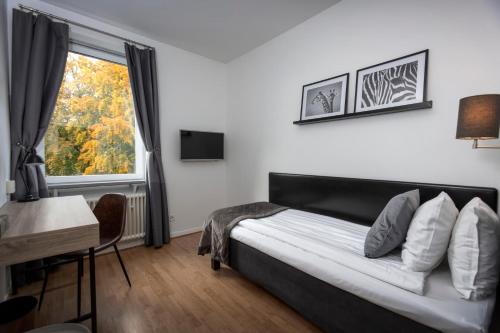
<box><xmin>39</xmin><ymin>0</ymin><xmax>340</xmax><ymax>62</ymax></box>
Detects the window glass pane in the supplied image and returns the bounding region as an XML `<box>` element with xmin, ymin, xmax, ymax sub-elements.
<box><xmin>45</xmin><ymin>52</ymin><xmax>136</xmax><ymax>176</ymax></box>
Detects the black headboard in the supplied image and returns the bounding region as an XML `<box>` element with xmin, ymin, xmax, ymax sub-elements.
<box><xmin>269</xmin><ymin>172</ymin><xmax>498</xmax><ymax>226</ymax></box>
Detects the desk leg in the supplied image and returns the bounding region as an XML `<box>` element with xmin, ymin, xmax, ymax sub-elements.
<box><xmin>89</xmin><ymin>247</ymin><xmax>97</xmax><ymax>333</ymax></box>
<box><xmin>10</xmin><ymin>264</ymin><xmax>18</xmax><ymax>295</ymax></box>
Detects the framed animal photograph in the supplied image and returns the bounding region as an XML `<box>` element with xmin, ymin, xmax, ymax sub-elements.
<box><xmin>354</xmin><ymin>50</ymin><xmax>428</xmax><ymax>113</ymax></box>
<box><xmin>300</xmin><ymin>73</ymin><xmax>349</xmax><ymax>121</ymax></box>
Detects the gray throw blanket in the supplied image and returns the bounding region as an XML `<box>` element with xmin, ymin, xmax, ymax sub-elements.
<box><xmin>198</xmin><ymin>202</ymin><xmax>287</xmax><ymax>264</ymax></box>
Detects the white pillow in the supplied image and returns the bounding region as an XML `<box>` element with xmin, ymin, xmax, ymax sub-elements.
<box><xmin>402</xmin><ymin>192</ymin><xmax>458</xmax><ymax>272</ymax></box>
<box><xmin>448</xmin><ymin>197</ymin><xmax>500</xmax><ymax>300</ymax></box>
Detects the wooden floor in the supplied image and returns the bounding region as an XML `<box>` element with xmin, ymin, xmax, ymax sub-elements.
<box><xmin>18</xmin><ymin>232</ymin><xmax>322</xmax><ymax>333</ymax></box>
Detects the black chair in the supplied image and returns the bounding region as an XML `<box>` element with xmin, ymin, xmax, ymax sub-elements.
<box><xmin>38</xmin><ymin>194</ymin><xmax>131</xmax><ymax>315</ymax></box>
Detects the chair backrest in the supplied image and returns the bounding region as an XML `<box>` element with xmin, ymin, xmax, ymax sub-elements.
<box><xmin>93</xmin><ymin>194</ymin><xmax>127</xmax><ymax>243</ymax></box>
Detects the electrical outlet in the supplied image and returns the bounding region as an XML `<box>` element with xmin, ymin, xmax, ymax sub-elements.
<box><xmin>6</xmin><ymin>180</ymin><xmax>15</xmax><ymax>194</ymax></box>
<box><xmin>169</xmin><ymin>215</ymin><xmax>175</xmax><ymax>223</ymax></box>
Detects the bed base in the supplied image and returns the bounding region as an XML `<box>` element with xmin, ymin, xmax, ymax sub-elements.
<box><xmin>226</xmin><ymin>240</ymin><xmax>438</xmax><ymax>333</ymax></box>
<box><xmin>211</xmin><ymin>172</ymin><xmax>499</xmax><ymax>332</ymax></box>
<box><xmin>211</xmin><ymin>258</ymin><xmax>220</xmax><ymax>271</ymax></box>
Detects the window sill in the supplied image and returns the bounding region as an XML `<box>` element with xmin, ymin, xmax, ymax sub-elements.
<box><xmin>47</xmin><ymin>179</ymin><xmax>146</xmax><ymax>190</ymax></box>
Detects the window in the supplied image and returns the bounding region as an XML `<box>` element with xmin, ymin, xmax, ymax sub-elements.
<box><xmin>44</xmin><ymin>50</ymin><xmax>144</xmax><ymax>184</ymax></box>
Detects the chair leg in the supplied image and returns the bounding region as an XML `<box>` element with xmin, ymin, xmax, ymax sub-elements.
<box><xmin>77</xmin><ymin>257</ymin><xmax>83</xmax><ymax>318</ymax></box>
<box><xmin>38</xmin><ymin>268</ymin><xmax>49</xmax><ymax>311</ymax></box>
<box><xmin>114</xmin><ymin>244</ymin><xmax>131</xmax><ymax>287</ymax></box>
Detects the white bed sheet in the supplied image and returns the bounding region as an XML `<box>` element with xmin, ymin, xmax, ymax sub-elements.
<box><xmin>230</xmin><ymin>209</ymin><xmax>496</xmax><ymax>333</ymax></box>
<box><xmin>233</xmin><ymin>208</ymin><xmax>426</xmax><ymax>294</ymax></box>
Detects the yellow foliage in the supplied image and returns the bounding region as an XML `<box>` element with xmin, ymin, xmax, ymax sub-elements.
<box><xmin>45</xmin><ymin>52</ymin><xmax>136</xmax><ymax>176</ymax></box>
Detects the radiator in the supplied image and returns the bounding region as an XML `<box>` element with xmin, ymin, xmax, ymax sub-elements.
<box><xmin>85</xmin><ymin>193</ymin><xmax>146</xmax><ymax>242</ymax></box>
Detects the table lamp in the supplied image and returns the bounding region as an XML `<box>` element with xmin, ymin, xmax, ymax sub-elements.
<box><xmin>456</xmin><ymin>94</ymin><xmax>500</xmax><ymax>149</ymax></box>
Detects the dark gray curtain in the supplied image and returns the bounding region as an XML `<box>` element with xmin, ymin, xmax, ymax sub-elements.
<box><xmin>125</xmin><ymin>43</ymin><xmax>170</xmax><ymax>247</ymax></box>
<box><xmin>9</xmin><ymin>9</ymin><xmax>68</xmax><ymax>288</ymax></box>
<box><xmin>10</xmin><ymin>9</ymin><xmax>69</xmax><ymax>200</ymax></box>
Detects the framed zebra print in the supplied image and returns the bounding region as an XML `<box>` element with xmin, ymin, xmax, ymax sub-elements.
<box><xmin>300</xmin><ymin>73</ymin><xmax>349</xmax><ymax>122</ymax></box>
<box><xmin>355</xmin><ymin>50</ymin><xmax>428</xmax><ymax>114</ymax></box>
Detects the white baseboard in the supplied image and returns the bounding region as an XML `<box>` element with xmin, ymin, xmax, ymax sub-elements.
<box><xmin>171</xmin><ymin>226</ymin><xmax>202</xmax><ymax>238</ymax></box>
<box><xmin>97</xmin><ymin>227</ymin><xmax>202</xmax><ymax>255</ymax></box>
<box><xmin>97</xmin><ymin>238</ymin><xmax>145</xmax><ymax>256</ymax></box>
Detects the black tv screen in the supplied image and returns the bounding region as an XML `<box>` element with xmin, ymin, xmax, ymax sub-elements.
<box><xmin>180</xmin><ymin>130</ymin><xmax>224</xmax><ymax>160</ymax></box>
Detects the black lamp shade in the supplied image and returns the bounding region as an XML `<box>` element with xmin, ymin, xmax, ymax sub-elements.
<box><xmin>25</xmin><ymin>150</ymin><xmax>44</xmax><ymax>165</ymax></box>
<box><xmin>456</xmin><ymin>94</ymin><xmax>500</xmax><ymax>140</ymax></box>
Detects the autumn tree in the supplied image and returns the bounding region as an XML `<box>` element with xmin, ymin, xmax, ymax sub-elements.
<box><xmin>45</xmin><ymin>53</ymin><xmax>136</xmax><ymax>176</ymax></box>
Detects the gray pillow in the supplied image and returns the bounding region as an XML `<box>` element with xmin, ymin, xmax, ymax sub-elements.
<box><xmin>364</xmin><ymin>190</ymin><xmax>420</xmax><ymax>258</ymax></box>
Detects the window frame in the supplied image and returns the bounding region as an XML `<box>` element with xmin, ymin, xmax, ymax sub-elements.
<box><xmin>43</xmin><ymin>43</ymin><xmax>146</xmax><ymax>186</ymax></box>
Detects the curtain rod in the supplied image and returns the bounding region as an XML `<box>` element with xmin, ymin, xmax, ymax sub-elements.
<box><xmin>18</xmin><ymin>4</ymin><xmax>154</xmax><ymax>50</ymax></box>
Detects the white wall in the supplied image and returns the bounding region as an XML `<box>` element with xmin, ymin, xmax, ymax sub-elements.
<box><xmin>5</xmin><ymin>0</ymin><xmax>227</xmax><ymax>236</ymax></box>
<box><xmin>0</xmin><ymin>0</ymin><xmax>11</xmax><ymax>301</ymax></box>
<box><xmin>0</xmin><ymin>0</ymin><xmax>10</xmax><ymax>207</ymax></box>
<box><xmin>225</xmin><ymin>0</ymin><xmax>500</xmax><ymax>206</ymax></box>
<box><xmin>3</xmin><ymin>0</ymin><xmax>500</xmax><ymax>238</ymax></box>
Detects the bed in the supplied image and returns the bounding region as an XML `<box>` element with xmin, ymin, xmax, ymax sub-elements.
<box><xmin>222</xmin><ymin>173</ymin><xmax>499</xmax><ymax>333</ymax></box>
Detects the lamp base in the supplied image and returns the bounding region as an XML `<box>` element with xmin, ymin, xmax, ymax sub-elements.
<box><xmin>18</xmin><ymin>194</ymin><xmax>40</xmax><ymax>202</ymax></box>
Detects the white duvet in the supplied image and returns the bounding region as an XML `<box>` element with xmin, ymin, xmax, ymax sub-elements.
<box><xmin>233</xmin><ymin>209</ymin><xmax>426</xmax><ymax>294</ymax></box>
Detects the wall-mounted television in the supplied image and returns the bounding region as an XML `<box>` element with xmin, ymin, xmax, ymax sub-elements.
<box><xmin>180</xmin><ymin>130</ymin><xmax>224</xmax><ymax>161</ymax></box>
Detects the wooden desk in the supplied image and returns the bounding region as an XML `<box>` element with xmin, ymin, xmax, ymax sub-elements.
<box><xmin>0</xmin><ymin>196</ymin><xmax>100</xmax><ymax>332</ymax></box>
